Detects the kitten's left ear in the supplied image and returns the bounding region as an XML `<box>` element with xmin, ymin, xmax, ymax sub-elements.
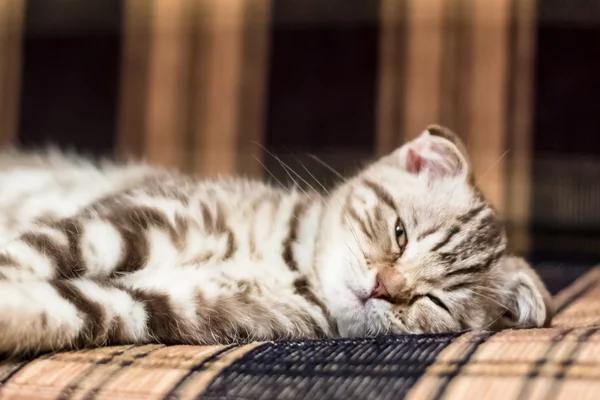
<box><xmin>391</xmin><ymin>125</ymin><xmax>472</xmax><ymax>181</ymax></box>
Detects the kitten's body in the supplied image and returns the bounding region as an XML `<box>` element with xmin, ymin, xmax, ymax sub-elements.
<box><xmin>0</xmin><ymin>127</ymin><xmax>552</xmax><ymax>354</ymax></box>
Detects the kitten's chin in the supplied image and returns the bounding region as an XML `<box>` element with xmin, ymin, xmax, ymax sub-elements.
<box><xmin>328</xmin><ymin>294</ymin><xmax>392</xmax><ymax>338</ymax></box>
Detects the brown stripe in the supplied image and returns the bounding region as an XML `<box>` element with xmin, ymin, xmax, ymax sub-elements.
<box><xmin>417</xmin><ymin>224</ymin><xmax>443</xmax><ymax>241</ymax></box>
<box><xmin>51</xmin><ymin>280</ymin><xmax>106</xmax><ymax>348</ymax></box>
<box><xmin>183</xmin><ymin>251</ymin><xmax>215</xmax><ymax>266</ymax></box>
<box><xmin>366</xmin><ymin>208</ymin><xmax>381</xmax><ymax>240</ymax></box>
<box><xmin>109</xmin><ymin>214</ymin><xmax>149</xmax><ymax>277</ymax></box>
<box><xmin>444</xmin><ymin>280</ymin><xmax>477</xmax><ymax>292</ymax></box>
<box><xmin>20</xmin><ymin>231</ymin><xmax>85</xmax><ymax>279</ymax></box>
<box><xmin>112</xmin><ymin>230</ymin><xmax>148</xmax><ymax>276</ymax></box>
<box><xmin>198</xmin><ymin>202</ymin><xmax>237</xmax><ymax>260</ymax></box>
<box><xmin>109</xmin><ymin>206</ymin><xmax>184</xmax><ymax>275</ymax></box>
<box><xmin>216</xmin><ymin>204</ymin><xmax>237</xmax><ymax>260</ymax></box>
<box><xmin>0</xmin><ymin>252</ymin><xmax>17</xmax><ymax>266</ymax></box>
<box><xmin>431</xmin><ymin>225</ymin><xmax>461</xmax><ymax>252</ymax></box>
<box><xmin>222</xmin><ymin>231</ymin><xmax>237</xmax><ymax>260</ymax></box>
<box><xmin>106</xmin><ymin>316</ymin><xmax>130</xmax><ymax>346</ymax></box>
<box><xmin>213</xmin><ymin>203</ymin><xmax>229</xmax><ymax>235</ymax></box>
<box><xmin>56</xmin><ymin>219</ymin><xmax>85</xmax><ymax>277</ymax></box>
<box><xmin>457</xmin><ymin>203</ymin><xmax>487</xmax><ymax>224</ymax></box>
<box><xmin>128</xmin><ymin>206</ymin><xmax>181</xmax><ymax>243</ymax></box>
<box><xmin>473</xmin><ymin>213</ymin><xmax>504</xmax><ymax>248</ymax></box>
<box><xmin>199</xmin><ymin>201</ymin><xmax>214</xmax><ymax>230</ymax></box>
<box><xmin>348</xmin><ymin>208</ymin><xmax>375</xmax><ymax>241</ymax></box>
<box><xmin>293</xmin><ymin>277</ymin><xmax>329</xmax><ymax>337</ymax></box>
<box><xmin>363</xmin><ymin>180</ymin><xmax>396</xmax><ymax>211</ymax></box>
<box><xmin>126</xmin><ymin>288</ymin><xmax>185</xmax><ymax>345</ymax></box>
<box><xmin>282</xmin><ymin>200</ymin><xmax>307</xmax><ymax>272</ymax></box>
<box><xmin>442</xmin><ymin>263</ymin><xmax>490</xmax><ymax>279</ymax></box>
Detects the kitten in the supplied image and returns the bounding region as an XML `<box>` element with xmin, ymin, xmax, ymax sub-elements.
<box><xmin>0</xmin><ymin>125</ymin><xmax>552</xmax><ymax>354</ymax></box>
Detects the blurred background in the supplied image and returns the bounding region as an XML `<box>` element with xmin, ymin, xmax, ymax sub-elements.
<box><xmin>0</xmin><ymin>0</ymin><xmax>599</xmax><ymax>261</ymax></box>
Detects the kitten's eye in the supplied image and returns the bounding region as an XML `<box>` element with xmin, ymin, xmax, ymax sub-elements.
<box><xmin>395</xmin><ymin>218</ymin><xmax>407</xmax><ymax>248</ymax></box>
<box><xmin>426</xmin><ymin>294</ymin><xmax>450</xmax><ymax>313</ymax></box>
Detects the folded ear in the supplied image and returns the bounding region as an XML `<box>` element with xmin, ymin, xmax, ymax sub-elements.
<box><xmin>391</xmin><ymin>125</ymin><xmax>472</xmax><ymax>181</ymax></box>
<box><xmin>495</xmin><ymin>256</ymin><xmax>554</xmax><ymax>329</ymax></box>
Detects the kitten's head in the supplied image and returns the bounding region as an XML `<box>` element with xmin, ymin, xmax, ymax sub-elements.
<box><xmin>316</xmin><ymin>125</ymin><xmax>552</xmax><ymax>336</ymax></box>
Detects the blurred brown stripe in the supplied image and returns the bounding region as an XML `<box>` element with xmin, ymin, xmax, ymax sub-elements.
<box><xmin>403</xmin><ymin>0</ymin><xmax>444</xmax><ymax>140</ymax></box>
<box><xmin>117</xmin><ymin>0</ymin><xmax>272</xmax><ymax>175</ymax></box>
<box><xmin>506</xmin><ymin>0</ymin><xmax>536</xmax><ymax>254</ymax></box>
<box><xmin>439</xmin><ymin>0</ymin><xmax>471</xmax><ymax>137</ymax></box>
<box><xmin>376</xmin><ymin>0</ymin><xmax>407</xmax><ymax>155</ymax></box>
<box><xmin>191</xmin><ymin>0</ymin><xmax>246</xmax><ymax>176</ymax></box>
<box><xmin>191</xmin><ymin>0</ymin><xmax>271</xmax><ymax>177</ymax></box>
<box><xmin>235</xmin><ymin>0</ymin><xmax>272</xmax><ymax>177</ymax></box>
<box><xmin>144</xmin><ymin>0</ymin><xmax>193</xmax><ymax>169</ymax></box>
<box><xmin>467</xmin><ymin>0</ymin><xmax>511</xmax><ymax>214</ymax></box>
<box><xmin>0</xmin><ymin>0</ymin><xmax>25</xmax><ymax>146</ymax></box>
<box><xmin>118</xmin><ymin>0</ymin><xmax>193</xmax><ymax>168</ymax></box>
<box><xmin>116</xmin><ymin>0</ymin><xmax>152</xmax><ymax>160</ymax></box>
<box><xmin>375</xmin><ymin>0</ymin><xmax>536</xmax><ymax>252</ymax></box>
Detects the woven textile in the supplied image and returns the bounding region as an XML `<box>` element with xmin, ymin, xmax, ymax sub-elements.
<box><xmin>0</xmin><ymin>0</ymin><xmax>539</xmax><ymax>254</ymax></box>
<box><xmin>0</xmin><ymin>262</ymin><xmax>597</xmax><ymax>400</ymax></box>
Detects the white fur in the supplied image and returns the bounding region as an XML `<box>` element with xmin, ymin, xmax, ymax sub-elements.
<box><xmin>81</xmin><ymin>220</ymin><xmax>123</xmax><ymax>276</ymax></box>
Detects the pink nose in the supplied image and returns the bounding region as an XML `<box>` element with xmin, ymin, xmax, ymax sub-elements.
<box><xmin>370</xmin><ymin>278</ymin><xmax>390</xmax><ymax>300</ymax></box>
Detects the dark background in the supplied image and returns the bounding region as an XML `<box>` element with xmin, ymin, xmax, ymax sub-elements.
<box><xmin>14</xmin><ymin>0</ymin><xmax>600</xmax><ymax>259</ymax></box>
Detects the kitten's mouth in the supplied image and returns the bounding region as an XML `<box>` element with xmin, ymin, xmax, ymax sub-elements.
<box><xmin>370</xmin><ymin>279</ymin><xmax>390</xmax><ymax>301</ymax></box>
<box><xmin>356</xmin><ymin>279</ymin><xmax>389</xmax><ymax>305</ymax></box>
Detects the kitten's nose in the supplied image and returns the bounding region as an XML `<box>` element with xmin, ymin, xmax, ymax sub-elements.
<box><xmin>370</xmin><ymin>276</ymin><xmax>390</xmax><ymax>300</ymax></box>
<box><xmin>371</xmin><ymin>268</ymin><xmax>410</xmax><ymax>303</ymax></box>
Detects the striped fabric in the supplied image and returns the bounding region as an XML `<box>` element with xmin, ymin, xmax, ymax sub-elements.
<box><xmin>0</xmin><ymin>0</ymin><xmax>537</xmax><ymax>252</ymax></box>
<box><xmin>0</xmin><ymin>261</ymin><xmax>597</xmax><ymax>399</ymax></box>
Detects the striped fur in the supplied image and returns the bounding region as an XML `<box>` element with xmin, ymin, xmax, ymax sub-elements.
<box><xmin>0</xmin><ymin>126</ymin><xmax>552</xmax><ymax>354</ymax></box>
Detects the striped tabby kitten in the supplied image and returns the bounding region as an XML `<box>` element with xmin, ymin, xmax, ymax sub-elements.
<box><xmin>0</xmin><ymin>126</ymin><xmax>552</xmax><ymax>354</ymax></box>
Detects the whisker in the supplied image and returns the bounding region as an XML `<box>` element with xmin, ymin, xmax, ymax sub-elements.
<box><xmin>468</xmin><ymin>285</ymin><xmax>514</xmax><ymax>297</ymax></box>
<box><xmin>345</xmin><ymin>216</ymin><xmax>368</xmax><ymax>260</ymax></box>
<box><xmin>475</xmin><ymin>149</ymin><xmax>510</xmax><ymax>187</ymax></box>
<box><xmin>254</xmin><ymin>142</ymin><xmax>368</xmax><ymax>259</ymax></box>
<box><xmin>267</xmin><ymin>151</ymin><xmax>325</xmax><ymax>201</ymax></box>
<box><xmin>274</xmin><ymin>149</ymin><xmax>369</xmax><ymax>260</ymax></box>
<box><xmin>252</xmin><ymin>142</ymin><xmax>312</xmax><ymax>200</ymax></box>
<box><xmin>481</xmin><ymin>309</ymin><xmax>508</xmax><ymax>331</ymax></box>
<box><xmin>253</xmin><ymin>155</ymin><xmax>291</xmax><ymax>193</ymax></box>
<box><xmin>462</xmin><ymin>288</ymin><xmax>516</xmax><ymax>315</ymax></box>
<box><xmin>294</xmin><ymin>154</ymin><xmax>372</xmax><ymax>261</ymax></box>
<box><xmin>307</xmin><ymin>153</ymin><xmax>347</xmax><ymax>182</ymax></box>
<box><xmin>295</xmin><ymin>157</ymin><xmax>330</xmax><ymax>196</ymax></box>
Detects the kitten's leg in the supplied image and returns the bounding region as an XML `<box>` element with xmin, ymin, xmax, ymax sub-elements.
<box><xmin>0</xmin><ymin>199</ymin><xmax>193</xmax><ymax>281</ymax></box>
<box><xmin>0</xmin><ymin>278</ymin><xmax>167</xmax><ymax>354</ymax></box>
<box><xmin>0</xmin><ymin>279</ymin><xmax>245</xmax><ymax>355</ymax></box>
<box><xmin>0</xmin><ymin>269</ymin><xmax>328</xmax><ymax>355</ymax></box>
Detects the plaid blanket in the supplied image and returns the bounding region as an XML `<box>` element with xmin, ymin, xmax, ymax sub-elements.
<box><xmin>0</xmin><ymin>261</ymin><xmax>598</xmax><ymax>400</ymax></box>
